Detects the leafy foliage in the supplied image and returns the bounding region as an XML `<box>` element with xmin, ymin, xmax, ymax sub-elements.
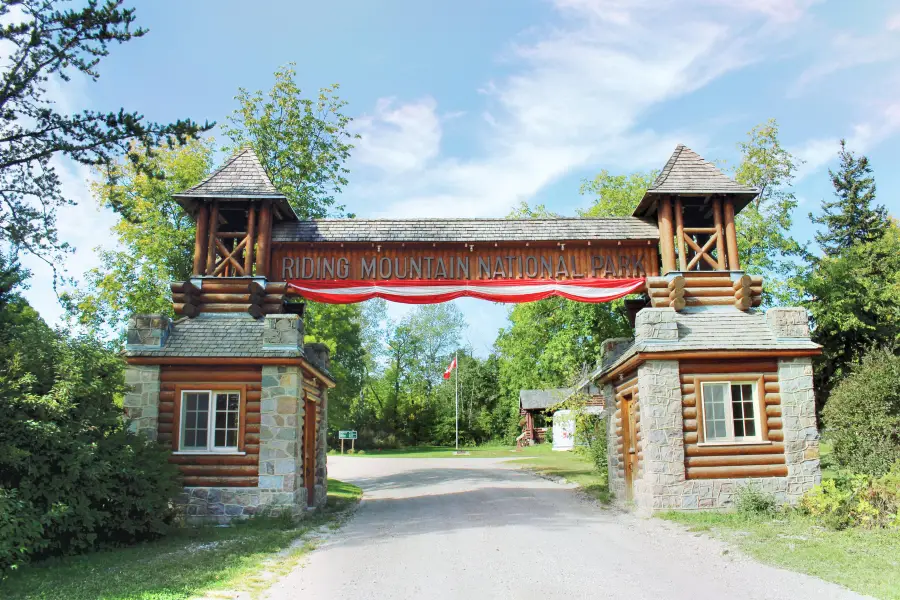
<box><xmin>733</xmin><ymin>119</ymin><xmax>804</xmax><ymax>304</ymax></box>
<box><xmin>549</xmin><ymin>391</ymin><xmax>608</xmax><ymax>477</ymax></box>
<box><xmin>801</xmin><ymin>466</ymin><xmax>900</xmax><ymax>530</ymax></box>
<box><xmin>222</xmin><ymin>63</ymin><xmax>358</xmax><ymax>219</ymax></box>
<box><xmin>577</xmin><ymin>169</ymin><xmax>657</xmax><ymax>217</ymax></box>
<box><xmin>0</xmin><ymin>0</ymin><xmax>210</xmax><ymax>272</ymax></box>
<box><xmin>822</xmin><ymin>348</ymin><xmax>900</xmax><ymax>476</ymax></box>
<box><xmin>63</xmin><ymin>139</ymin><xmax>214</xmax><ymax>333</ymax></box>
<box><xmin>0</xmin><ymin>266</ymin><xmax>180</xmax><ymax>573</ymax></box>
<box><xmin>804</xmin><ymin>226</ymin><xmax>900</xmax><ymax>404</ymax></box>
<box><xmin>734</xmin><ymin>483</ymin><xmax>778</xmax><ymax>517</ymax></box>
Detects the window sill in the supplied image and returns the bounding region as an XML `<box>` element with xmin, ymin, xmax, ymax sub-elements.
<box><xmin>696</xmin><ymin>440</ymin><xmax>771</xmax><ymax>447</ymax></box>
<box><xmin>172</xmin><ymin>451</ymin><xmax>246</xmax><ymax>456</ymax></box>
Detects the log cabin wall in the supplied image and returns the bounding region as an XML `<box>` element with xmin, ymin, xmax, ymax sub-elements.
<box><xmin>160</xmin><ymin>365</ymin><xmax>262</xmax><ymax>488</ymax></box>
<box><xmin>612</xmin><ymin>374</ymin><xmax>641</xmax><ymax>495</ymax></box>
<box><xmin>679</xmin><ymin>359</ymin><xmax>786</xmax><ymax>480</ymax></box>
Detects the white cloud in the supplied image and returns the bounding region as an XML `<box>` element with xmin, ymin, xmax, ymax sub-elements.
<box><xmin>791</xmin><ymin>30</ymin><xmax>900</xmax><ymax>96</ymax></box>
<box><xmin>793</xmin><ymin>100</ymin><xmax>900</xmax><ymax>181</ymax></box>
<box><xmin>887</xmin><ymin>12</ymin><xmax>900</xmax><ymax>32</ymax></box>
<box><xmin>354</xmin><ymin>97</ymin><xmax>442</xmax><ymax>174</ymax></box>
<box><xmin>346</xmin><ymin>0</ymin><xmax>812</xmax><ymax>220</ymax></box>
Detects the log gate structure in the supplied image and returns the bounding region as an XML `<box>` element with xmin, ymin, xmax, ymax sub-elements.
<box><xmin>123</xmin><ymin>144</ymin><xmax>821</xmax><ymax>520</ymax></box>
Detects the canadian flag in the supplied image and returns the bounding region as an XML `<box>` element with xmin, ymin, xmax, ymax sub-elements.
<box><xmin>443</xmin><ymin>357</ymin><xmax>457</xmax><ymax>380</ymax></box>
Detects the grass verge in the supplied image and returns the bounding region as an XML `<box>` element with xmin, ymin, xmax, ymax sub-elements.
<box><xmin>509</xmin><ymin>444</ymin><xmax>612</xmax><ymax>503</ymax></box>
<box><xmin>660</xmin><ymin>511</ymin><xmax>900</xmax><ymax>600</ymax></box>
<box><xmin>0</xmin><ymin>479</ymin><xmax>362</xmax><ymax>600</ymax></box>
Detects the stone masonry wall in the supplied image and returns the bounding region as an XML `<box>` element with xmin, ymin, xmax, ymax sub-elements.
<box><xmin>778</xmin><ymin>357</ymin><xmax>821</xmax><ymax>500</ymax></box>
<box><xmin>123</xmin><ymin>365</ymin><xmax>160</xmax><ymax>440</ymax></box>
<box><xmin>633</xmin><ymin>360</ymin><xmax>684</xmax><ymax>514</ymax></box>
<box><xmin>314</xmin><ymin>387</ymin><xmax>328</xmax><ymax>507</ymax></box>
<box><xmin>634</xmin><ymin>308</ymin><xmax>678</xmax><ymax>342</ymax></box>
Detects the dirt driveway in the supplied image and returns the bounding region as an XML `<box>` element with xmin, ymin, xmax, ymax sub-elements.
<box><xmin>264</xmin><ymin>456</ymin><xmax>867</xmax><ymax>600</ymax></box>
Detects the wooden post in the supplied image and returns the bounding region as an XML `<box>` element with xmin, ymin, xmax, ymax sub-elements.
<box><xmin>723</xmin><ymin>197</ymin><xmax>739</xmax><ymax>270</ymax></box>
<box><xmin>341</xmin><ymin>438</ymin><xmax>344</xmax><ymax>455</ymax></box>
<box><xmin>712</xmin><ymin>197</ymin><xmax>726</xmax><ymax>270</ymax></box>
<box><xmin>657</xmin><ymin>197</ymin><xmax>677</xmax><ymax>274</ymax></box>
<box><xmin>243</xmin><ymin>204</ymin><xmax>257</xmax><ymax>275</ymax></box>
<box><xmin>256</xmin><ymin>200</ymin><xmax>273</xmax><ymax>279</ymax></box>
<box><xmin>205</xmin><ymin>200</ymin><xmax>220</xmax><ymax>275</ymax></box>
<box><xmin>192</xmin><ymin>203</ymin><xmax>209</xmax><ymax>276</ymax></box>
<box><xmin>674</xmin><ymin>197</ymin><xmax>687</xmax><ymax>271</ymax></box>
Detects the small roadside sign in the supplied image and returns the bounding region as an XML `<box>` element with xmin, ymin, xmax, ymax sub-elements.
<box><xmin>338</xmin><ymin>430</ymin><xmax>357</xmax><ymax>454</ymax></box>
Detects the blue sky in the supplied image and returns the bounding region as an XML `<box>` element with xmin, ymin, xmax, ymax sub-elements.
<box><xmin>20</xmin><ymin>0</ymin><xmax>900</xmax><ymax>356</ymax></box>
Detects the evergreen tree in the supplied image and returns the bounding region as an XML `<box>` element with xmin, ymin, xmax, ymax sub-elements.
<box><xmin>811</xmin><ymin>140</ymin><xmax>889</xmax><ymax>254</ymax></box>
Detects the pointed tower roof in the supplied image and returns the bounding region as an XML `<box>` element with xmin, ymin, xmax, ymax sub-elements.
<box><xmin>173</xmin><ymin>147</ymin><xmax>297</xmax><ymax>220</ymax></box>
<box><xmin>633</xmin><ymin>145</ymin><xmax>758</xmax><ymax>217</ymax></box>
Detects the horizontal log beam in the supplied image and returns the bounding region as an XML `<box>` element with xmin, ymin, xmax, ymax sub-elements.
<box><xmin>160</xmin><ymin>371</ymin><xmax>263</xmax><ymax>383</ymax></box>
<box><xmin>686</xmin><ymin>454</ymin><xmax>785</xmax><ymax>468</ymax></box>
<box><xmin>767</xmin><ymin>430</ymin><xmax>784</xmax><ymax>442</ymax></box>
<box><xmin>765</xmin><ymin>393</ymin><xmax>781</xmax><ymax>405</ymax></box>
<box><xmin>168</xmin><ymin>454</ymin><xmax>259</xmax><ymax>466</ymax></box>
<box><xmin>766</xmin><ymin>418</ymin><xmax>783</xmax><ymax>430</ymax></box>
<box><xmin>765</xmin><ymin>406</ymin><xmax>781</xmax><ymax>418</ymax></box>
<box><xmin>764</xmin><ymin>382</ymin><xmax>780</xmax><ymax>393</ymax></box>
<box><xmin>686</xmin><ymin>464</ymin><xmax>788</xmax><ymax>479</ymax></box>
<box><xmin>685</xmin><ymin>442</ymin><xmax>784</xmax><ymax>456</ymax></box>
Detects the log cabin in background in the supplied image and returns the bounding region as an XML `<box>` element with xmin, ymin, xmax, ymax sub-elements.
<box><xmin>122</xmin><ymin>144</ymin><xmax>820</xmax><ymax>520</ymax></box>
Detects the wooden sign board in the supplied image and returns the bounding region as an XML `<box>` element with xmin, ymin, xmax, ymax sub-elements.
<box><xmin>271</xmin><ymin>242</ymin><xmax>659</xmax><ymax>282</ymax></box>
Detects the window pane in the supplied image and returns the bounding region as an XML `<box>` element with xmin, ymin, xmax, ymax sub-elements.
<box><xmin>212</xmin><ymin>392</ymin><xmax>239</xmax><ymax>449</ymax></box>
<box><xmin>185</xmin><ymin>430</ymin><xmax>195</xmax><ymax>447</ymax></box>
<box><xmin>702</xmin><ymin>383</ymin><xmax>729</xmax><ymax>441</ymax></box>
<box><xmin>198</xmin><ymin>395</ymin><xmax>209</xmax><ymax>410</ymax></box>
<box><xmin>730</xmin><ymin>383</ymin><xmax>756</xmax><ymax>440</ymax></box>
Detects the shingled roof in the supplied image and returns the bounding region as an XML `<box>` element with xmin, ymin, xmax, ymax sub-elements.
<box><xmin>125</xmin><ymin>313</ymin><xmax>302</xmax><ymax>359</ymax></box>
<box><xmin>520</xmin><ymin>388</ymin><xmax>573</xmax><ymax>411</ymax></box>
<box><xmin>633</xmin><ymin>145</ymin><xmax>758</xmax><ymax>217</ymax></box>
<box><xmin>172</xmin><ymin>147</ymin><xmax>298</xmax><ymax>221</ymax></box>
<box><xmin>594</xmin><ymin>310</ymin><xmax>820</xmax><ymax>379</ymax></box>
<box><xmin>272</xmin><ymin>217</ymin><xmax>659</xmax><ymax>243</ymax></box>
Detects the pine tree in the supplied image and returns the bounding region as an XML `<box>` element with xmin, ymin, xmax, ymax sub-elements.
<box><xmin>811</xmin><ymin>140</ymin><xmax>889</xmax><ymax>254</ymax></box>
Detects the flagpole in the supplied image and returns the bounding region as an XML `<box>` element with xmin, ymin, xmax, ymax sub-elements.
<box><xmin>455</xmin><ymin>351</ymin><xmax>459</xmax><ymax>453</ymax></box>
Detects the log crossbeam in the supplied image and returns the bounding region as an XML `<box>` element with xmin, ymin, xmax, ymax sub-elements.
<box><xmin>211</xmin><ymin>236</ymin><xmax>249</xmax><ymax>277</ymax></box>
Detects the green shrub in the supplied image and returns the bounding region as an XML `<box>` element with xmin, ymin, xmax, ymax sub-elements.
<box><xmin>800</xmin><ymin>464</ymin><xmax>900</xmax><ymax>529</ymax></box>
<box><xmin>822</xmin><ymin>348</ymin><xmax>900</xmax><ymax>476</ymax></box>
<box><xmin>0</xmin><ymin>297</ymin><xmax>180</xmax><ymax>573</ymax></box>
<box><xmin>734</xmin><ymin>483</ymin><xmax>777</xmax><ymax>517</ymax></box>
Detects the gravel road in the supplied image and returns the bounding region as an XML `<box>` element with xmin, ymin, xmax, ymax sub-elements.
<box><xmin>264</xmin><ymin>456</ymin><xmax>867</xmax><ymax>600</ymax></box>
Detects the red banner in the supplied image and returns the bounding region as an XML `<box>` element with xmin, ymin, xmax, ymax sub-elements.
<box><xmin>286</xmin><ymin>277</ymin><xmax>645</xmax><ymax>304</ymax></box>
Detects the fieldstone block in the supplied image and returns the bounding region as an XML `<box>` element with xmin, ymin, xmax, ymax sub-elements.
<box><xmin>635</xmin><ymin>308</ymin><xmax>678</xmax><ymax>342</ymax></box>
<box><xmin>766</xmin><ymin>307</ymin><xmax>811</xmax><ymax>339</ymax></box>
<box><xmin>262</xmin><ymin>314</ymin><xmax>302</xmax><ymax>349</ymax></box>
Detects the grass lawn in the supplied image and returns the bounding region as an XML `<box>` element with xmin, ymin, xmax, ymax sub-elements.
<box><xmin>660</xmin><ymin>511</ymin><xmax>900</xmax><ymax>600</ymax></box>
<box><xmin>508</xmin><ymin>444</ymin><xmax>612</xmax><ymax>503</ymax></box>
<box><xmin>0</xmin><ymin>479</ymin><xmax>362</xmax><ymax>600</ymax></box>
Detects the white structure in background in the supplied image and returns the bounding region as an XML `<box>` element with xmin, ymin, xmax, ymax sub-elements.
<box><xmin>552</xmin><ymin>410</ymin><xmax>576</xmax><ymax>451</ymax></box>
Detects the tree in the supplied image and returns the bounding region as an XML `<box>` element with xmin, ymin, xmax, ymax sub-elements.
<box><xmin>811</xmin><ymin>140</ymin><xmax>889</xmax><ymax>254</ymax></box>
<box><xmin>222</xmin><ymin>63</ymin><xmax>358</xmax><ymax>219</ymax></box>
<box><xmin>733</xmin><ymin>119</ymin><xmax>804</xmax><ymax>304</ymax></box>
<box><xmin>578</xmin><ymin>170</ymin><xmax>657</xmax><ymax>217</ymax></box>
<box><xmin>804</xmin><ymin>221</ymin><xmax>900</xmax><ymax>406</ymax></box>
<box><xmin>63</xmin><ymin>139</ymin><xmax>214</xmax><ymax>333</ymax></box>
<box><xmin>0</xmin><ymin>0</ymin><xmax>211</xmax><ymax>274</ymax></box>
<box><xmin>507</xmin><ymin>201</ymin><xmax>560</xmax><ymax>219</ymax></box>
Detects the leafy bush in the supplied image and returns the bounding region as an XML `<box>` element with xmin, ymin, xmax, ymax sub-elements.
<box><xmin>0</xmin><ymin>292</ymin><xmax>180</xmax><ymax>574</ymax></box>
<box><xmin>822</xmin><ymin>348</ymin><xmax>900</xmax><ymax>476</ymax></box>
<box><xmin>800</xmin><ymin>464</ymin><xmax>900</xmax><ymax>530</ymax></box>
<box><xmin>550</xmin><ymin>392</ymin><xmax>608</xmax><ymax>478</ymax></box>
<box><xmin>734</xmin><ymin>484</ymin><xmax>777</xmax><ymax>517</ymax></box>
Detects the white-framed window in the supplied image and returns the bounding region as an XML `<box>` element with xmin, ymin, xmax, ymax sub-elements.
<box><xmin>180</xmin><ymin>390</ymin><xmax>240</xmax><ymax>452</ymax></box>
<box><xmin>700</xmin><ymin>381</ymin><xmax>760</xmax><ymax>443</ymax></box>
